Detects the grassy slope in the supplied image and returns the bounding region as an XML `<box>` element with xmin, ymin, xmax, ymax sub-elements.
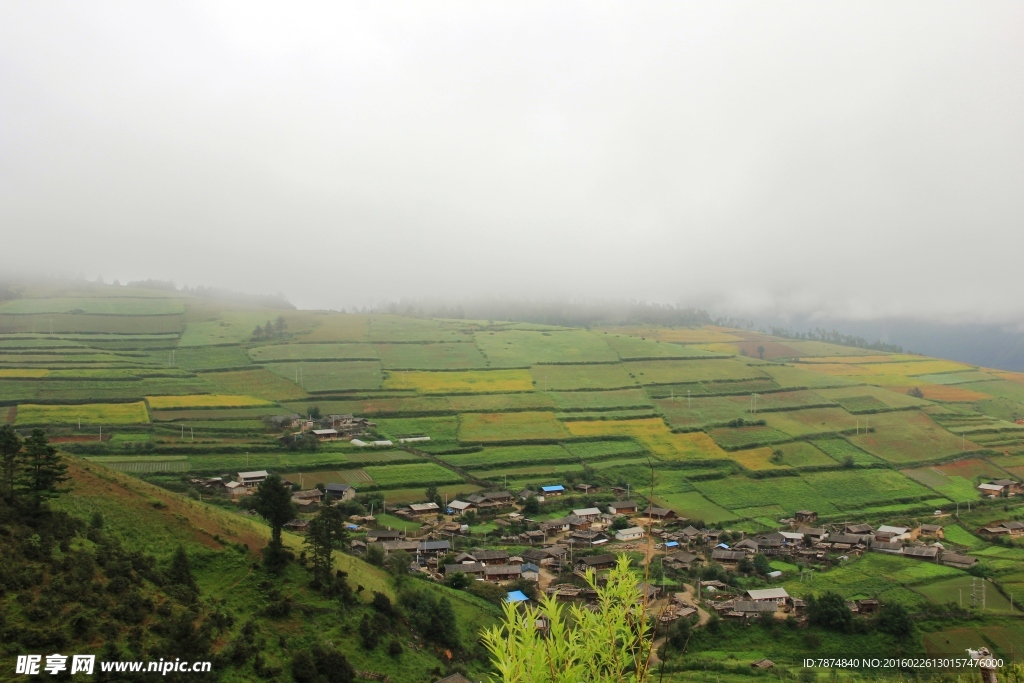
<box><xmin>41</xmin><ymin>456</ymin><xmax>499</xmax><ymax>682</ymax></box>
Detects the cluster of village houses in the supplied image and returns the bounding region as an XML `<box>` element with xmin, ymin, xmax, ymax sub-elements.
<box><xmin>185</xmin><ymin>466</ymin><xmax>1024</xmax><ymax>616</ymax></box>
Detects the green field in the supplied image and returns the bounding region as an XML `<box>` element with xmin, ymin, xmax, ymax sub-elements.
<box><xmin>202</xmin><ymin>368</ymin><xmax>307</xmax><ymax>400</ymax></box>
<box><xmin>848</xmin><ymin>410</ymin><xmax>978</xmax><ymax>463</ymax></box>
<box><xmin>625</xmin><ymin>359</ymin><xmax>766</xmax><ymax>385</ymax></box>
<box><xmin>368</xmin><ymin>315</ymin><xmax>470</xmax><ymax>342</ymax></box>
<box><xmin>562</xmin><ymin>439</ymin><xmax>646</xmax><ymax>459</ymax></box>
<box><xmin>441</xmin><ymin>444</ymin><xmax>572</xmax><ymax>469</ymax></box>
<box><xmin>783</xmin><ymin>552</ymin><xmax>960</xmax><ymax>606</ymax></box>
<box><xmin>375</xmin><ymin>342</ymin><xmax>489</xmax><ymax>369</ymax></box>
<box><xmin>601</xmin><ymin>334</ymin><xmax>723</xmax><ymax>360</ymax></box>
<box><xmin>942</xmin><ymin>524</ymin><xmax>985</xmax><ymax>549</ymax></box>
<box><xmin>708</xmin><ymin>425</ymin><xmax>791</xmax><ymax>450</ymax></box>
<box><xmin>762</xmin><ymin>406</ymin><xmax>859</xmax><ymax>437</ymax></box>
<box><xmin>458</xmin><ymin>411</ymin><xmax>569</xmax><ymax>442</ymax></box>
<box><xmin>475</xmin><ymin>329</ymin><xmax>618</xmax><ymax>366</ymax></box>
<box><xmin>362</xmin><ymin>462</ymin><xmax>463</xmax><ymax>488</ymax></box>
<box><xmin>85</xmin><ymin>455</ymin><xmax>190</xmax><ymax>472</ymax></box>
<box><xmin>530</xmin><ymin>363</ymin><xmax>636</xmax><ymax>391</ymax></box>
<box><xmin>902</xmin><ymin>465</ymin><xmax>983</xmax><ymax>502</ymax></box>
<box><xmin>447</xmin><ymin>392</ymin><xmax>555</xmax><ymax>412</ymax></box>
<box><xmin>770</xmin><ymin>441</ymin><xmax>836</xmax><ymax>467</ymax></box>
<box><xmin>649</xmin><ymin>490</ymin><xmax>736</xmax><ymax>523</ymax></box>
<box><xmin>815</xmin><ymin>384</ymin><xmax>932</xmax><ymax>409</ymax></box>
<box><xmin>146</xmin><ymin>394</ymin><xmax>273</xmax><ymax>409</ymax></box>
<box><xmin>375</xmin><ymin>415</ymin><xmax>460</xmax><ymax>442</ymax></box>
<box><xmin>248</xmin><ymin>343</ymin><xmax>378</xmax><ymax>362</ymax></box>
<box><xmin>16</xmin><ymin>401</ymin><xmax>149</xmax><ymax>424</ymax></box>
<box><xmin>694</xmin><ymin>475</ymin><xmax>837</xmax><ymax>516</ymax></box>
<box><xmin>915</xmin><ymin>575</ymin><xmax>1014</xmax><ymax>612</ymax></box>
<box><xmin>759</xmin><ymin>364</ymin><xmax>858</xmax><ymax>389</ymax></box>
<box><xmin>548</xmin><ymin>388</ymin><xmax>653</xmax><ymax>410</ymax></box>
<box><xmin>264</xmin><ymin>360</ymin><xmax>383</xmax><ymax>392</ymax></box>
<box><xmin>800</xmin><ymin>469</ymin><xmax>933</xmax><ymax>509</ymax></box>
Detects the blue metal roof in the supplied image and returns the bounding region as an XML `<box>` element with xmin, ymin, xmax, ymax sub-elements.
<box><xmin>541</xmin><ymin>485</ymin><xmax>565</xmax><ymax>492</ymax></box>
<box><xmin>506</xmin><ymin>590</ymin><xmax>530</xmax><ymax>603</ymax></box>
<box><xmin>521</xmin><ymin>562</ymin><xmax>540</xmax><ymax>573</ymax></box>
<box><xmin>664</xmin><ymin>541</ymin><xmax>679</xmax><ymax>548</ymax></box>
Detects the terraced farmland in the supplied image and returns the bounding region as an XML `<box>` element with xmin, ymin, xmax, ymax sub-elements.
<box><xmin>4</xmin><ymin>286</ymin><xmax>1017</xmax><ymax>535</ymax></box>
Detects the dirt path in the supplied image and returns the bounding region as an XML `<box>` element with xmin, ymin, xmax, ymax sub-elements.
<box><xmin>538</xmin><ymin>567</ymin><xmax>557</xmax><ymax>592</ymax></box>
<box><xmin>680</xmin><ymin>583</ymin><xmax>711</xmax><ymax>626</ymax></box>
<box><xmin>648</xmin><ymin>583</ymin><xmax>711</xmax><ymax>667</ymax></box>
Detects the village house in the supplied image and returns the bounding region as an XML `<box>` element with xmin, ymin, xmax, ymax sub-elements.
<box><xmin>918</xmin><ymin>524</ymin><xmax>944</xmax><ymax>539</ymax></box>
<box><xmin>283</xmin><ymin>519</ymin><xmax>310</xmax><ymax>532</ymax></box>
<box><xmin>520</xmin><ymin>563</ymin><xmax>541</xmax><ymax>582</ymax></box>
<box><xmin>796</xmin><ymin>526</ymin><xmax>828</xmax><ymax>543</ymax></box>
<box><xmin>642</xmin><ymin>506</ymin><xmax>677</xmax><ymax>520</ymax></box>
<box><xmin>746</xmin><ymin>587</ymin><xmax>790</xmax><ymax>605</ymax></box>
<box><xmin>366</xmin><ymin>529</ymin><xmax>405</xmax><ymax>542</ymax></box>
<box><xmin>845</xmin><ymin>523</ymin><xmax>874</xmax><ymax>535</ymax></box>
<box><xmin>569</xmin><ymin>530</ymin><xmax>609</xmax><ymax>547</ymax></box>
<box><xmin>794</xmin><ymin>510</ymin><xmax>818</xmax><ymax>524</ymax></box>
<box><xmin>468</xmin><ymin>549</ymin><xmax>510</xmax><ymax>565</ymax></box>
<box><xmin>224</xmin><ymin>481</ymin><xmax>247</xmax><ymax>498</ymax></box>
<box><xmin>520</xmin><ymin>548</ymin><xmax>553</xmax><ymax>566</ymax></box>
<box><xmin>483</xmin><ymin>564</ymin><xmax>523</xmax><ymax>582</ymax></box>
<box><xmin>237</xmin><ymin>470</ymin><xmax>269</xmax><ymax>487</ymax></box>
<box><xmin>877</xmin><ymin>525</ymin><xmax>912</xmax><ymax>541</ymax></box>
<box><xmin>447</xmin><ymin>500</ymin><xmax>473</xmax><ymax>514</ymax></box>
<box><xmin>941</xmin><ymin>552</ymin><xmax>978</xmax><ymax>569</ymax></box>
<box><xmin>734</xmin><ymin>538</ymin><xmax>760</xmax><ymax>553</ymax></box>
<box><xmin>416</xmin><ymin>540</ymin><xmax>451</xmax><ymax>557</ymax></box>
<box><xmin>310</xmin><ymin>428</ymin><xmax>339</xmax><ymax>440</ymax></box>
<box><xmin>408</xmin><ymin>502</ymin><xmax>441</xmax><ymax>515</ymax></box>
<box><xmin>663</xmin><ymin>550</ymin><xmax>701</xmax><ymax>571</ymax></box>
<box><xmin>614</xmin><ymin>526</ymin><xmax>645</xmax><ymax>542</ymax></box>
<box><xmin>540</xmin><ymin>517</ymin><xmax>572</xmax><ymax>535</ymax></box>
<box><xmin>575</xmin><ymin>484</ymin><xmax>598</xmax><ymax>494</ymax></box>
<box><xmin>981</xmin><ymin>521</ymin><xmax>1024</xmax><ymax>537</ymax></box>
<box><xmin>291</xmin><ymin>489</ymin><xmax>323</xmax><ymax>511</ymax></box>
<box><xmin>607</xmin><ymin>501</ymin><xmax>639</xmax><ymax>515</ymax></box>
<box><xmin>444</xmin><ymin>562</ymin><xmax>485</xmax><ymax>578</ymax></box>
<box><xmin>730</xmin><ymin>601</ymin><xmax>777</xmax><ymax>618</ymax></box>
<box><xmin>710</xmin><ymin>548</ymin><xmax>746</xmax><ymax>568</ymax></box>
<box><xmin>378</xmin><ymin>540</ymin><xmax>420</xmax><ymax>555</ymax></box>
<box><xmin>870</xmin><ymin>540</ymin><xmax>903</xmax><ymax>555</ymax></box>
<box><xmin>992</xmin><ymin>479</ymin><xmax>1023</xmax><ymax>495</ymax></box>
<box><xmin>325</xmin><ymin>483</ymin><xmax>356</xmax><ymax>501</ymax></box>
<box><xmin>902</xmin><ymin>545</ymin><xmax>940</xmax><ymax>561</ymax></box>
<box><xmin>573</xmin><ymin>507</ymin><xmax>603</xmax><ymax>522</ymax></box>
<box><xmin>540</xmin><ymin>485</ymin><xmax>565</xmax><ymax>496</ymax></box>
<box><xmin>567</xmin><ymin>515</ymin><xmax>592</xmax><ymax>532</ymax></box>
<box><xmin>518</xmin><ymin>489</ymin><xmax>541</xmax><ymax>502</ymax></box>
<box><xmin>978</xmin><ymin>483</ymin><xmax>1006</xmax><ymax>497</ymax></box>
<box><xmin>577</xmin><ymin>553</ymin><xmax>617</xmax><ymax>572</ymax></box>
<box><xmin>828</xmin><ymin>533</ymin><xmax>870</xmax><ymax>551</ymax></box>
<box><xmin>678</xmin><ymin>526</ymin><xmax>702</xmax><ymax>544</ymax></box>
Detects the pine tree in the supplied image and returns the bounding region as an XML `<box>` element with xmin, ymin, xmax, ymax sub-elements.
<box><xmin>304</xmin><ymin>506</ymin><xmax>348</xmax><ymax>590</ymax></box>
<box><xmin>169</xmin><ymin>545</ymin><xmax>198</xmax><ymax>590</ymax></box>
<box><xmin>0</xmin><ymin>424</ymin><xmax>22</xmax><ymax>503</ymax></box>
<box><xmin>17</xmin><ymin>428</ymin><xmax>68</xmax><ymax>509</ymax></box>
<box><xmin>251</xmin><ymin>474</ymin><xmax>295</xmax><ymax>546</ymax></box>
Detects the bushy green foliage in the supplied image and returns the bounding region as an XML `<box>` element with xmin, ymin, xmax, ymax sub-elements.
<box><xmin>482</xmin><ymin>555</ymin><xmax>653</xmax><ymax>682</ymax></box>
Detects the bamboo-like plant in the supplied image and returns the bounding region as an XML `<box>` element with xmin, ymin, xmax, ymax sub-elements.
<box><xmin>481</xmin><ymin>555</ymin><xmax>653</xmax><ymax>683</ymax></box>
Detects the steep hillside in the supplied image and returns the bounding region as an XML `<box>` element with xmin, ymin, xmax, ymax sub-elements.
<box><xmin>0</xmin><ymin>455</ymin><xmax>499</xmax><ymax>683</ymax></box>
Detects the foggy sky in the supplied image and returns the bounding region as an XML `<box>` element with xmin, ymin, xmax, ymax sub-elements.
<box><xmin>1</xmin><ymin>2</ymin><xmax>1022</xmax><ymax>322</ymax></box>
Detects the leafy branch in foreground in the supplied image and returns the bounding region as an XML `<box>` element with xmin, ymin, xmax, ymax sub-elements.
<box><xmin>481</xmin><ymin>554</ymin><xmax>653</xmax><ymax>683</ymax></box>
